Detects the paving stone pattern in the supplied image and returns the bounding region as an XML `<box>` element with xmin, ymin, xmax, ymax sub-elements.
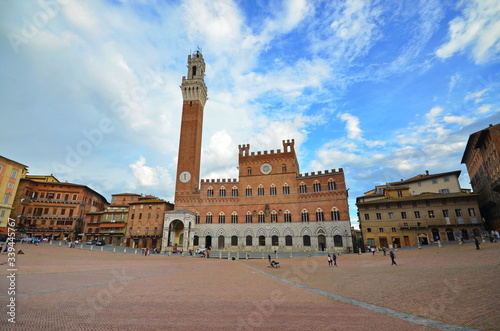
<box><xmin>0</xmin><ymin>242</ymin><xmax>498</xmax><ymax>330</ymax></box>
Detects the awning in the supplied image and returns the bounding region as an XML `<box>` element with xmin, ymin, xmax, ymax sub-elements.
<box><xmin>100</xmin><ymin>223</ymin><xmax>125</xmax><ymax>228</ymax></box>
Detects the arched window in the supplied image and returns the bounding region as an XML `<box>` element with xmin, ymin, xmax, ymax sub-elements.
<box><xmin>218</xmin><ymin>212</ymin><xmax>225</xmax><ymax>224</ymax></box>
<box><xmin>285</xmin><ymin>235</ymin><xmax>293</xmax><ymax>246</ymax></box>
<box><xmin>246</xmin><ymin>186</ymin><xmax>252</xmax><ymax>196</ymax></box>
<box><xmin>193</xmin><ymin>235</ymin><xmax>199</xmax><ymax>246</ymax></box>
<box><xmin>258</xmin><ymin>211</ymin><xmax>265</xmax><ymax>223</ymax></box>
<box><xmin>284</xmin><ymin>210</ymin><xmax>292</xmax><ymax>223</ymax></box>
<box><xmin>271</xmin><ymin>235</ymin><xmax>279</xmax><ymax>246</ymax></box>
<box><xmin>232</xmin><ymin>186</ymin><xmax>238</xmax><ymax>197</ymax></box>
<box><xmin>303</xmin><ymin>235</ymin><xmax>311</xmax><ymax>246</ymax></box>
<box><xmin>258</xmin><ymin>185</ymin><xmax>265</xmax><ymax>196</ymax></box>
<box><xmin>247</xmin><ymin>168</ymin><xmax>252</xmax><ymax>175</ymax></box>
<box><xmin>195</xmin><ymin>213</ymin><xmax>200</xmax><ymax>224</ymax></box>
<box><xmin>192</xmin><ymin>65</ymin><xmax>197</xmax><ymax>76</ymax></box>
<box><xmin>207</xmin><ymin>187</ymin><xmax>214</xmax><ymax>197</ymax></box>
<box><xmin>270</xmin><ymin>184</ymin><xmax>277</xmax><ymax>196</ymax></box>
<box><xmin>331</xmin><ymin>208</ymin><xmax>340</xmax><ymax>221</ymax></box>
<box><xmin>246</xmin><ymin>212</ymin><xmax>253</xmax><ymax>223</ymax></box>
<box><xmin>231</xmin><ymin>212</ymin><xmax>238</xmax><ymax>224</ymax></box>
<box><xmin>316</xmin><ymin>209</ymin><xmax>324</xmax><ymax>222</ymax></box>
<box><xmin>283</xmin><ymin>183</ymin><xmax>290</xmax><ymax>195</ymax></box>
<box><xmin>231</xmin><ymin>236</ymin><xmax>238</xmax><ymax>246</ymax></box>
<box><xmin>313</xmin><ymin>181</ymin><xmax>321</xmax><ymax>192</ymax></box>
<box><xmin>299</xmin><ymin>183</ymin><xmax>307</xmax><ymax>193</ymax></box>
<box><xmin>219</xmin><ymin>187</ymin><xmax>226</xmax><ymax>197</ymax></box>
<box><xmin>259</xmin><ymin>235</ymin><xmax>266</xmax><ymax>246</ymax></box>
<box><xmin>206</xmin><ymin>213</ymin><xmax>213</xmax><ymax>224</ymax></box>
<box><xmin>246</xmin><ymin>235</ymin><xmax>253</xmax><ymax>246</ymax></box>
<box><xmin>327</xmin><ymin>179</ymin><xmax>336</xmax><ymax>191</ymax></box>
<box><xmin>301</xmin><ymin>209</ymin><xmax>309</xmax><ymax>222</ymax></box>
<box><xmin>334</xmin><ymin>235</ymin><xmax>343</xmax><ymax>247</ymax></box>
<box><xmin>271</xmin><ymin>210</ymin><xmax>278</xmax><ymax>222</ymax></box>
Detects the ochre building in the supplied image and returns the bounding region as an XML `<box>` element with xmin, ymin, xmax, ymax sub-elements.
<box><xmin>162</xmin><ymin>51</ymin><xmax>352</xmax><ymax>253</ymax></box>
<box><xmin>0</xmin><ymin>156</ymin><xmax>28</xmax><ymax>235</ymax></box>
<box><xmin>357</xmin><ymin>170</ymin><xmax>483</xmax><ymax>249</ymax></box>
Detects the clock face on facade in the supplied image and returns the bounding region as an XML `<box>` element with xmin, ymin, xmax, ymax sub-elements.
<box><xmin>260</xmin><ymin>163</ymin><xmax>272</xmax><ymax>175</ymax></box>
<box><xmin>179</xmin><ymin>171</ymin><xmax>191</xmax><ymax>183</ymax></box>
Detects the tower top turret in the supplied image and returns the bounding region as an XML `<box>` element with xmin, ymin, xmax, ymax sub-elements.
<box><xmin>181</xmin><ymin>50</ymin><xmax>207</xmax><ymax>107</ymax></box>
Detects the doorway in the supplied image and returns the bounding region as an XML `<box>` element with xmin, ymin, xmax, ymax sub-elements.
<box><xmin>218</xmin><ymin>235</ymin><xmax>225</xmax><ymax>250</ymax></box>
<box><xmin>379</xmin><ymin>237</ymin><xmax>388</xmax><ymax>248</ymax></box>
<box><xmin>404</xmin><ymin>236</ymin><xmax>410</xmax><ymax>247</ymax></box>
<box><xmin>318</xmin><ymin>235</ymin><xmax>326</xmax><ymax>251</ymax></box>
<box><xmin>446</xmin><ymin>228</ymin><xmax>455</xmax><ymax>241</ymax></box>
<box><xmin>205</xmin><ymin>235</ymin><xmax>212</xmax><ymax>249</ymax></box>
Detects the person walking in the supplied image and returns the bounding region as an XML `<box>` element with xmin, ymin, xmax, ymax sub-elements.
<box><xmin>268</xmin><ymin>254</ymin><xmax>271</xmax><ymax>262</ymax></box>
<box><xmin>327</xmin><ymin>254</ymin><xmax>332</xmax><ymax>266</ymax></box>
<box><xmin>389</xmin><ymin>250</ymin><xmax>397</xmax><ymax>266</ymax></box>
<box><xmin>474</xmin><ymin>236</ymin><xmax>480</xmax><ymax>250</ymax></box>
<box><xmin>332</xmin><ymin>253</ymin><xmax>337</xmax><ymax>267</ymax></box>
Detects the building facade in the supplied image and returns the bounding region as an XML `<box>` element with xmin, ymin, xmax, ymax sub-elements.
<box><xmin>461</xmin><ymin>123</ymin><xmax>500</xmax><ymax>231</ymax></box>
<box><xmin>0</xmin><ymin>156</ymin><xmax>28</xmax><ymax>234</ymax></box>
<box><xmin>126</xmin><ymin>195</ymin><xmax>174</xmax><ymax>249</ymax></box>
<box><xmin>162</xmin><ymin>51</ymin><xmax>352</xmax><ymax>253</ymax></box>
<box><xmin>12</xmin><ymin>175</ymin><xmax>108</xmax><ymax>241</ymax></box>
<box><xmin>357</xmin><ymin>171</ymin><xmax>483</xmax><ymax>249</ymax></box>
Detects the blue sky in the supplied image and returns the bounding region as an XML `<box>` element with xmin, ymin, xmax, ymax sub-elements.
<box><xmin>1</xmin><ymin>0</ymin><xmax>499</xmax><ymax>226</ymax></box>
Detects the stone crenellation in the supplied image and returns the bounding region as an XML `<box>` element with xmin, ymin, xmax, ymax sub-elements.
<box><xmin>298</xmin><ymin>168</ymin><xmax>343</xmax><ymax>178</ymax></box>
<box><xmin>201</xmin><ymin>178</ymin><xmax>238</xmax><ymax>184</ymax></box>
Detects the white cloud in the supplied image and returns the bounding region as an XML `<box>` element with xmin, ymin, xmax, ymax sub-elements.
<box><xmin>443</xmin><ymin>115</ymin><xmax>475</xmax><ymax>126</ymax></box>
<box><xmin>436</xmin><ymin>0</ymin><xmax>500</xmax><ymax>64</ymax></box>
<box><xmin>465</xmin><ymin>88</ymin><xmax>489</xmax><ymax>100</ymax></box>
<box><xmin>476</xmin><ymin>104</ymin><xmax>492</xmax><ymax>114</ymax></box>
<box><xmin>130</xmin><ymin>156</ymin><xmax>167</xmax><ymax>187</ymax></box>
<box><xmin>449</xmin><ymin>73</ymin><xmax>461</xmax><ymax>92</ymax></box>
<box><xmin>339</xmin><ymin>113</ymin><xmax>363</xmax><ymax>140</ymax></box>
<box><xmin>425</xmin><ymin>106</ymin><xmax>444</xmax><ymax>123</ymax></box>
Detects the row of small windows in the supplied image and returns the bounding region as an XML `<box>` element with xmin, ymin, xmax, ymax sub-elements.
<box><xmin>193</xmin><ymin>235</ymin><xmax>345</xmax><ymax>247</ymax></box>
<box><xmin>363</xmin><ymin>208</ymin><xmax>476</xmax><ymax>220</ymax></box>
<box><xmin>207</xmin><ymin>181</ymin><xmax>337</xmax><ymax>197</ymax></box>
<box><xmin>362</xmin><ymin>198</ymin><xmax>471</xmax><ymax>210</ymax></box>
<box><xmin>195</xmin><ymin>209</ymin><xmax>341</xmax><ymax>224</ymax></box>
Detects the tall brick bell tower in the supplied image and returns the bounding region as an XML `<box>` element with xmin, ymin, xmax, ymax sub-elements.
<box><xmin>175</xmin><ymin>51</ymin><xmax>207</xmax><ymax>204</ymax></box>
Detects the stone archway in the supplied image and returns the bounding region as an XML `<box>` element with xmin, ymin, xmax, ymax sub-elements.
<box><xmin>169</xmin><ymin>220</ymin><xmax>184</xmax><ymax>249</ymax></box>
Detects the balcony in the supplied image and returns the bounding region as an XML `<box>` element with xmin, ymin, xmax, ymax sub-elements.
<box><xmin>20</xmin><ymin>214</ymin><xmax>82</xmax><ymax>221</ymax></box>
<box><xmin>98</xmin><ymin>229</ymin><xmax>125</xmax><ymax>235</ymax></box>
<box><xmin>23</xmin><ymin>196</ymin><xmax>85</xmax><ymax>205</ymax></box>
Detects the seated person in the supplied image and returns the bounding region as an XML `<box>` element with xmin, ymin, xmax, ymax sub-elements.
<box><xmin>270</xmin><ymin>260</ymin><xmax>280</xmax><ymax>268</ymax></box>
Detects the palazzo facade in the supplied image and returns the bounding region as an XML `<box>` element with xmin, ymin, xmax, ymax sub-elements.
<box><xmin>162</xmin><ymin>51</ymin><xmax>352</xmax><ymax>253</ymax></box>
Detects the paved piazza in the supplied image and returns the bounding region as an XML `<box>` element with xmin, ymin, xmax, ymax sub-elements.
<box><xmin>1</xmin><ymin>242</ymin><xmax>499</xmax><ymax>331</ymax></box>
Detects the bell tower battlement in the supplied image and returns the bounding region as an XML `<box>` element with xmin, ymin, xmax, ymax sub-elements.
<box><xmin>283</xmin><ymin>139</ymin><xmax>295</xmax><ymax>153</ymax></box>
<box><xmin>238</xmin><ymin>144</ymin><xmax>250</xmax><ymax>157</ymax></box>
<box><xmin>181</xmin><ymin>50</ymin><xmax>207</xmax><ymax>107</ymax></box>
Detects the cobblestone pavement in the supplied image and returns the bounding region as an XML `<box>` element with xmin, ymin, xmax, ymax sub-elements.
<box><xmin>0</xmin><ymin>242</ymin><xmax>498</xmax><ymax>330</ymax></box>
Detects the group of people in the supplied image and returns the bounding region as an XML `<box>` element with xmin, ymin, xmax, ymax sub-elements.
<box><xmin>327</xmin><ymin>253</ymin><xmax>337</xmax><ymax>266</ymax></box>
<box><xmin>326</xmin><ymin>250</ymin><xmax>397</xmax><ymax>266</ymax></box>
